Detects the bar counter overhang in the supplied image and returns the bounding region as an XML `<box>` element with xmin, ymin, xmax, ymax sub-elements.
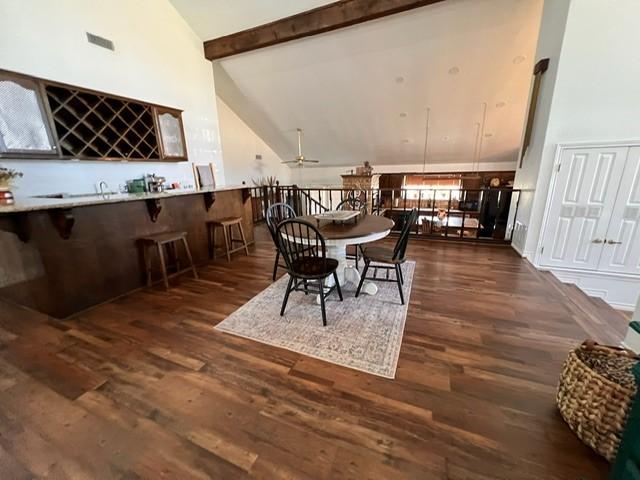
<box><xmin>0</xmin><ymin>186</ymin><xmax>253</xmax><ymax>318</ymax></box>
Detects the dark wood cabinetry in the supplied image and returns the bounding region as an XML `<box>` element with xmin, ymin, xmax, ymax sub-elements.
<box><xmin>0</xmin><ymin>69</ymin><xmax>187</xmax><ymax>162</ymax></box>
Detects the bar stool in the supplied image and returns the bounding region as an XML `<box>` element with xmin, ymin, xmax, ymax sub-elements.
<box><xmin>206</xmin><ymin>217</ymin><xmax>249</xmax><ymax>262</ymax></box>
<box><xmin>139</xmin><ymin>231</ymin><xmax>198</xmax><ymax>290</ymax></box>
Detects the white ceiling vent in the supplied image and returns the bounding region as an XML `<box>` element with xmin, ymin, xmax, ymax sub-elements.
<box><xmin>86</xmin><ymin>32</ymin><xmax>115</xmax><ymax>51</ymax></box>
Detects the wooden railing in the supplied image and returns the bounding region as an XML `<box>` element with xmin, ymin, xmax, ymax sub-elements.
<box><xmin>249</xmin><ymin>184</ymin><xmax>522</xmax><ymax>243</ymax></box>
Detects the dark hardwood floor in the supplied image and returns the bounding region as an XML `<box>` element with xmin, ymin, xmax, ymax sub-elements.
<box><xmin>0</xmin><ymin>228</ymin><xmax>630</xmax><ymax>479</ymax></box>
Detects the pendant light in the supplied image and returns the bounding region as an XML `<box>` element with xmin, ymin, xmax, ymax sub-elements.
<box><xmin>463</xmin><ymin>102</ymin><xmax>487</xmax><ymax>181</ymax></box>
<box><xmin>476</xmin><ymin>101</ymin><xmax>488</xmax><ymax>175</ymax></box>
<box><xmin>421</xmin><ymin>107</ymin><xmax>431</xmax><ymax>175</ymax></box>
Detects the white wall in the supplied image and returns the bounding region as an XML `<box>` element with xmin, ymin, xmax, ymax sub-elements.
<box><xmin>511</xmin><ymin>0</ymin><xmax>571</xmax><ymax>256</ymax></box>
<box><xmin>294</xmin><ymin>161</ymin><xmax>518</xmax><ymax>187</ymax></box>
<box><xmin>216</xmin><ymin>97</ymin><xmax>291</xmax><ymax>186</ymax></box>
<box><xmin>514</xmin><ymin>0</ymin><xmax>640</xmax><ymax>256</ymax></box>
<box><xmin>0</xmin><ymin>0</ymin><xmax>225</xmax><ymax>197</ymax></box>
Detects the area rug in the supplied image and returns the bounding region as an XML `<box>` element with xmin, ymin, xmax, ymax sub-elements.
<box><xmin>214</xmin><ymin>261</ymin><xmax>415</xmax><ymax>378</ymax></box>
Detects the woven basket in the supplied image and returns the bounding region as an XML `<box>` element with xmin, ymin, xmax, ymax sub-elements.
<box><xmin>557</xmin><ymin>340</ymin><xmax>638</xmax><ymax>461</ymax></box>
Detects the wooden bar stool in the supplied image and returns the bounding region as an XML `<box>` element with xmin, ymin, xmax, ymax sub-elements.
<box><xmin>207</xmin><ymin>217</ymin><xmax>250</xmax><ymax>262</ymax></box>
<box><xmin>139</xmin><ymin>231</ymin><xmax>198</xmax><ymax>290</ymax></box>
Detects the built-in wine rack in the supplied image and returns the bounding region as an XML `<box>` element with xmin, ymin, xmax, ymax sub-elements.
<box><xmin>45</xmin><ymin>85</ymin><xmax>160</xmax><ymax>160</ymax></box>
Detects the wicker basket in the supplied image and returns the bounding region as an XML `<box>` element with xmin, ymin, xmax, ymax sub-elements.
<box><xmin>557</xmin><ymin>340</ymin><xmax>638</xmax><ymax>461</ymax></box>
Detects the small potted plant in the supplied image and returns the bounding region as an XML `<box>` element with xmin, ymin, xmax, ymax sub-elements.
<box><xmin>0</xmin><ymin>166</ymin><xmax>23</xmax><ymax>205</ymax></box>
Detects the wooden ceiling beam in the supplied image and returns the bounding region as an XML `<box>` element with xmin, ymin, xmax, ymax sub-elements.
<box><xmin>204</xmin><ymin>0</ymin><xmax>447</xmax><ymax>61</ymax></box>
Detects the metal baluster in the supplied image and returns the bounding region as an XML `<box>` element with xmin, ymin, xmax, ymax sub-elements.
<box><xmin>445</xmin><ymin>190</ymin><xmax>452</xmax><ymax>238</ymax></box>
<box><xmin>476</xmin><ymin>189</ymin><xmax>484</xmax><ymax>239</ymax></box>
<box><xmin>416</xmin><ymin>189</ymin><xmax>422</xmax><ymax>236</ymax></box>
<box><xmin>460</xmin><ymin>189</ymin><xmax>466</xmax><ymax>239</ymax></box>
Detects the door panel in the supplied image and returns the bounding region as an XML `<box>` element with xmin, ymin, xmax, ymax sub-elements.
<box><xmin>540</xmin><ymin>147</ymin><xmax>628</xmax><ymax>270</ymax></box>
<box><xmin>599</xmin><ymin>147</ymin><xmax>640</xmax><ymax>274</ymax></box>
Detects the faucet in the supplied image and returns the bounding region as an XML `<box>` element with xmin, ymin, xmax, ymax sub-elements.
<box><xmin>98</xmin><ymin>181</ymin><xmax>109</xmax><ymax>195</ymax></box>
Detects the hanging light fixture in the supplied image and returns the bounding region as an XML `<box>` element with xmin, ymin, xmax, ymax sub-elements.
<box><xmin>421</xmin><ymin>107</ymin><xmax>431</xmax><ymax>175</ymax></box>
<box><xmin>462</xmin><ymin>102</ymin><xmax>487</xmax><ymax>181</ymax></box>
<box><xmin>477</xmin><ymin>101</ymin><xmax>488</xmax><ymax>175</ymax></box>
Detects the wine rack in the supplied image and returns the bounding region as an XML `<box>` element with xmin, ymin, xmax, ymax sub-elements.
<box><xmin>45</xmin><ymin>84</ymin><xmax>160</xmax><ymax>160</ymax></box>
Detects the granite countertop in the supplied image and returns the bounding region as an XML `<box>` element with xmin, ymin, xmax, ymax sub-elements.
<box><xmin>0</xmin><ymin>185</ymin><xmax>249</xmax><ymax>214</ymax></box>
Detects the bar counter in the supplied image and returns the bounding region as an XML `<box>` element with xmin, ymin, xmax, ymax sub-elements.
<box><xmin>0</xmin><ymin>186</ymin><xmax>253</xmax><ymax>318</ymax></box>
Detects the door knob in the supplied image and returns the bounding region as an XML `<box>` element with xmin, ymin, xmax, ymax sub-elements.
<box><xmin>607</xmin><ymin>239</ymin><xmax>623</xmax><ymax>245</ymax></box>
<box><xmin>591</xmin><ymin>238</ymin><xmax>604</xmax><ymax>244</ymax></box>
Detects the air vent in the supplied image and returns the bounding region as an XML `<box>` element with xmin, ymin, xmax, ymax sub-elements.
<box><xmin>86</xmin><ymin>32</ymin><xmax>114</xmax><ymax>51</ymax></box>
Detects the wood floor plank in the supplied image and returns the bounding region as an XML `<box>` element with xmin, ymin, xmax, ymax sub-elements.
<box><xmin>0</xmin><ymin>230</ymin><xmax>626</xmax><ymax>479</ymax></box>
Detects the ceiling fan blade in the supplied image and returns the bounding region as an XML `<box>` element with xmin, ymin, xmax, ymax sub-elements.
<box><xmin>303</xmin><ymin>159</ymin><xmax>320</xmax><ymax>163</ymax></box>
<box><xmin>281</xmin><ymin>161</ymin><xmax>299</xmax><ymax>164</ymax></box>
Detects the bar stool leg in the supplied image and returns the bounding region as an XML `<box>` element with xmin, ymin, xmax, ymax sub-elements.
<box><xmin>165</xmin><ymin>241</ymin><xmax>179</xmax><ymax>273</ymax></box>
<box><xmin>208</xmin><ymin>224</ymin><xmax>215</xmax><ymax>259</ymax></box>
<box><xmin>222</xmin><ymin>225</ymin><xmax>231</xmax><ymax>262</ymax></box>
<box><xmin>144</xmin><ymin>243</ymin><xmax>153</xmax><ymax>287</ymax></box>
<box><xmin>238</xmin><ymin>221</ymin><xmax>250</xmax><ymax>256</ymax></box>
<box><xmin>157</xmin><ymin>243</ymin><xmax>170</xmax><ymax>290</ymax></box>
<box><xmin>181</xmin><ymin>236</ymin><xmax>198</xmax><ymax>279</ymax></box>
<box><xmin>173</xmin><ymin>241</ymin><xmax>180</xmax><ymax>273</ymax></box>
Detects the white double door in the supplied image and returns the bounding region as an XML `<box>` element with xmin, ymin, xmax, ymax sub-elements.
<box><xmin>540</xmin><ymin>145</ymin><xmax>640</xmax><ymax>275</ymax></box>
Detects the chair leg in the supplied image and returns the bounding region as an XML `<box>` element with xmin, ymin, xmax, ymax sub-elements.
<box><xmin>303</xmin><ymin>279</ymin><xmax>308</xmax><ymax>295</ymax></box>
<box><xmin>398</xmin><ymin>264</ymin><xmax>404</xmax><ymax>285</ymax></box>
<box><xmin>181</xmin><ymin>237</ymin><xmax>198</xmax><ymax>279</ymax></box>
<box><xmin>395</xmin><ymin>264</ymin><xmax>405</xmax><ymax>305</ymax></box>
<box><xmin>157</xmin><ymin>243</ymin><xmax>170</xmax><ymax>290</ymax></box>
<box><xmin>355</xmin><ymin>246</ymin><xmax>359</xmax><ymax>270</ymax></box>
<box><xmin>355</xmin><ymin>261</ymin><xmax>369</xmax><ymax>298</ymax></box>
<box><xmin>272</xmin><ymin>249</ymin><xmax>280</xmax><ymax>281</ymax></box>
<box><xmin>280</xmin><ymin>275</ymin><xmax>294</xmax><ymax>316</ymax></box>
<box><xmin>358</xmin><ymin>245</ymin><xmax>366</xmax><ymax>271</ymax></box>
<box><xmin>332</xmin><ymin>271</ymin><xmax>343</xmax><ymax>301</ymax></box>
<box><xmin>222</xmin><ymin>225</ymin><xmax>231</xmax><ymax>262</ymax></box>
<box><xmin>318</xmin><ymin>279</ymin><xmax>327</xmax><ymax>326</ymax></box>
<box><xmin>237</xmin><ymin>222</ymin><xmax>250</xmax><ymax>256</ymax></box>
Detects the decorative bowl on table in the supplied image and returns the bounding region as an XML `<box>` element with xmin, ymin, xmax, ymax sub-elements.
<box><xmin>313</xmin><ymin>210</ymin><xmax>361</xmax><ymax>222</ymax></box>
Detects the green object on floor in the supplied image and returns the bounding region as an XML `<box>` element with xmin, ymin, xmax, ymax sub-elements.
<box><xmin>610</xmin><ymin>363</ymin><xmax>640</xmax><ymax>479</ymax></box>
<box><xmin>631</xmin><ymin>322</ymin><xmax>640</xmax><ymax>334</ymax></box>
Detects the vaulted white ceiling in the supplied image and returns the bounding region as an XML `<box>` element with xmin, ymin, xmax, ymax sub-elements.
<box><xmin>169</xmin><ymin>0</ymin><xmax>334</xmax><ymax>39</ymax></box>
<box><xmin>174</xmin><ymin>0</ymin><xmax>543</xmax><ymax>168</ymax></box>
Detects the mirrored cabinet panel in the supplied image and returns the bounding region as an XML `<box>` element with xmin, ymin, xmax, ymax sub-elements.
<box><xmin>155</xmin><ymin>107</ymin><xmax>187</xmax><ymax>160</ymax></box>
<box><xmin>0</xmin><ymin>72</ymin><xmax>57</xmax><ymax>156</ymax></box>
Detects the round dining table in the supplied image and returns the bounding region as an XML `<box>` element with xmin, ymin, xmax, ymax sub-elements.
<box><xmin>299</xmin><ymin>214</ymin><xmax>395</xmax><ymax>296</ymax></box>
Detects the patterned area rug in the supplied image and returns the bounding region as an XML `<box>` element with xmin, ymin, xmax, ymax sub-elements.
<box><xmin>215</xmin><ymin>261</ymin><xmax>415</xmax><ymax>378</ymax></box>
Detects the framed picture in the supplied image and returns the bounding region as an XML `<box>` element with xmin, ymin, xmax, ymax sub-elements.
<box><xmin>193</xmin><ymin>163</ymin><xmax>216</xmax><ymax>189</ymax></box>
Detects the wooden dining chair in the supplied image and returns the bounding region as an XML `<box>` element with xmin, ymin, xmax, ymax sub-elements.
<box><xmin>266</xmin><ymin>202</ymin><xmax>297</xmax><ymax>280</ymax></box>
<box><xmin>275</xmin><ymin>219</ymin><xmax>342</xmax><ymax>326</ymax></box>
<box><xmin>356</xmin><ymin>208</ymin><xmax>418</xmax><ymax>305</ymax></box>
<box><xmin>337</xmin><ymin>197</ymin><xmax>367</xmax><ymax>270</ymax></box>
<box><xmin>336</xmin><ymin>197</ymin><xmax>367</xmax><ymax>214</ymax></box>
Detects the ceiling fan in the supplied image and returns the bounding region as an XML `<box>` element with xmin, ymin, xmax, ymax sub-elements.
<box><xmin>281</xmin><ymin>128</ymin><xmax>320</xmax><ymax>166</ymax></box>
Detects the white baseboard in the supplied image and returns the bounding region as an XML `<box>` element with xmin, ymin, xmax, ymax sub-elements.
<box><xmin>608</xmin><ymin>301</ymin><xmax>637</xmax><ymax>312</ymax></box>
<box><xmin>510</xmin><ymin>242</ymin><xmax>524</xmax><ymax>256</ymax></box>
<box><xmin>622</xmin><ymin>324</ymin><xmax>640</xmax><ymax>353</ymax></box>
<box><xmin>549</xmin><ymin>269</ymin><xmax>640</xmax><ymax>311</ymax></box>
<box><xmin>510</xmin><ymin>242</ymin><xmax>534</xmax><ymax>259</ymax></box>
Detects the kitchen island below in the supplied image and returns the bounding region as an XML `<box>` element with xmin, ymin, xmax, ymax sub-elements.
<box><xmin>0</xmin><ymin>186</ymin><xmax>253</xmax><ymax>318</ymax></box>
